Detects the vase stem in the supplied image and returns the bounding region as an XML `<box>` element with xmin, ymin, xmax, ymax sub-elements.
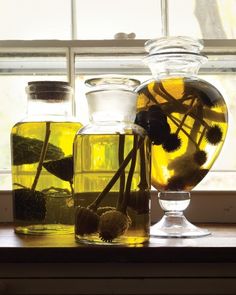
<box><xmin>151</xmin><ymin>191</ymin><xmax>210</xmax><ymax>238</ymax></box>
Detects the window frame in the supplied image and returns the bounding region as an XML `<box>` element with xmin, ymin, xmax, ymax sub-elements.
<box><xmin>0</xmin><ymin>39</ymin><xmax>236</xmax><ymax>223</ymax></box>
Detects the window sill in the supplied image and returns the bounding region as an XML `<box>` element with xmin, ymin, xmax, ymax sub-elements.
<box><xmin>1</xmin><ymin>223</ymin><xmax>236</xmax><ymax>295</ymax></box>
<box><xmin>0</xmin><ymin>223</ymin><xmax>236</xmax><ymax>263</ymax></box>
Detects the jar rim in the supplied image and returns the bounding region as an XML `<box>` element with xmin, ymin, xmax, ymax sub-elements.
<box><xmin>85</xmin><ymin>75</ymin><xmax>140</xmax><ymax>91</ymax></box>
<box><xmin>145</xmin><ymin>36</ymin><xmax>204</xmax><ymax>55</ymax></box>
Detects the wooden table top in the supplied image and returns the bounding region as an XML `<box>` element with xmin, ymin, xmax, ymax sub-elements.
<box><xmin>0</xmin><ymin>223</ymin><xmax>236</xmax><ymax>263</ymax></box>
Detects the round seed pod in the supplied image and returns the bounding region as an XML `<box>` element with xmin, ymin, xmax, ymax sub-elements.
<box><xmin>193</xmin><ymin>150</ymin><xmax>207</xmax><ymax>166</ymax></box>
<box><xmin>98</xmin><ymin>210</ymin><xmax>130</xmax><ymax>242</ymax></box>
<box><xmin>96</xmin><ymin>206</ymin><xmax>116</xmax><ymax>216</ymax></box>
<box><xmin>166</xmin><ymin>175</ymin><xmax>186</xmax><ymax>191</ymax></box>
<box><xmin>13</xmin><ymin>188</ymin><xmax>46</xmax><ymax>221</ymax></box>
<box><xmin>75</xmin><ymin>206</ymin><xmax>99</xmax><ymax>235</ymax></box>
<box><xmin>162</xmin><ymin>133</ymin><xmax>181</xmax><ymax>152</ymax></box>
<box><xmin>205</xmin><ymin>125</ymin><xmax>223</xmax><ymax>145</ymax></box>
<box><xmin>135</xmin><ymin>110</ymin><xmax>149</xmax><ymax>130</ymax></box>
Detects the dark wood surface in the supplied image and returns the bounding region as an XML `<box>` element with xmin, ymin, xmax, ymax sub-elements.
<box><xmin>1</xmin><ymin>223</ymin><xmax>236</xmax><ymax>263</ymax></box>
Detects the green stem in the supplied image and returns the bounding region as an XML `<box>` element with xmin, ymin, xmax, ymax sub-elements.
<box><xmin>88</xmin><ymin>137</ymin><xmax>144</xmax><ymax>212</ymax></box>
<box><xmin>31</xmin><ymin>122</ymin><xmax>51</xmax><ymax>192</ymax></box>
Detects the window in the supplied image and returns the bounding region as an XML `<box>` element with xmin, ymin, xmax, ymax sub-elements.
<box><xmin>0</xmin><ymin>0</ymin><xmax>236</xmax><ymax>223</ymax></box>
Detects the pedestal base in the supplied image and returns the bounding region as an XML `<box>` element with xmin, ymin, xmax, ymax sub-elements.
<box><xmin>150</xmin><ymin>214</ymin><xmax>210</xmax><ymax>238</ymax></box>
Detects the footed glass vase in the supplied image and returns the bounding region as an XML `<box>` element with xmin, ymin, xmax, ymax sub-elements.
<box><xmin>136</xmin><ymin>36</ymin><xmax>228</xmax><ymax>238</ymax></box>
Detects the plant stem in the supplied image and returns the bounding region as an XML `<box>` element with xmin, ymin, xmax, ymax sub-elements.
<box><xmin>116</xmin><ymin>134</ymin><xmax>125</xmax><ymax>209</ymax></box>
<box><xmin>69</xmin><ymin>180</ymin><xmax>74</xmax><ymax>197</ymax></box>
<box><xmin>31</xmin><ymin>122</ymin><xmax>51</xmax><ymax>192</ymax></box>
<box><xmin>168</xmin><ymin>114</ymin><xmax>199</xmax><ymax>148</ymax></box>
<box><xmin>120</xmin><ymin>135</ymin><xmax>138</xmax><ymax>213</ymax></box>
<box><xmin>88</xmin><ymin>137</ymin><xmax>144</xmax><ymax>212</ymax></box>
<box><xmin>138</xmin><ymin>139</ymin><xmax>149</xmax><ymax>191</ymax></box>
<box><xmin>176</xmin><ymin>98</ymin><xmax>197</xmax><ymax>135</ymax></box>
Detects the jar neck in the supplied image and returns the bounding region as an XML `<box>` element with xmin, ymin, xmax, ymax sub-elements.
<box><xmin>86</xmin><ymin>89</ymin><xmax>137</xmax><ymax>123</ymax></box>
<box><xmin>27</xmin><ymin>98</ymin><xmax>73</xmax><ymax>118</ymax></box>
<box><xmin>145</xmin><ymin>53</ymin><xmax>207</xmax><ymax>79</ymax></box>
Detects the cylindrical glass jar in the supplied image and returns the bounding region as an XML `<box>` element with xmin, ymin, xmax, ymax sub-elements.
<box><xmin>74</xmin><ymin>76</ymin><xmax>151</xmax><ymax>245</ymax></box>
<box><xmin>11</xmin><ymin>81</ymin><xmax>82</xmax><ymax>235</ymax></box>
<box><xmin>135</xmin><ymin>37</ymin><xmax>228</xmax><ymax>237</ymax></box>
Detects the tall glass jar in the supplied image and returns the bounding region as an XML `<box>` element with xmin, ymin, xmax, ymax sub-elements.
<box><xmin>74</xmin><ymin>76</ymin><xmax>151</xmax><ymax>245</ymax></box>
<box><xmin>11</xmin><ymin>81</ymin><xmax>82</xmax><ymax>235</ymax></box>
<box><xmin>135</xmin><ymin>37</ymin><xmax>228</xmax><ymax>237</ymax></box>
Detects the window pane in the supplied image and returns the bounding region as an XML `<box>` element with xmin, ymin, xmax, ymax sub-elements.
<box><xmin>0</xmin><ymin>54</ymin><xmax>67</xmax><ymax>190</ymax></box>
<box><xmin>168</xmin><ymin>0</ymin><xmax>236</xmax><ymax>39</ymax></box>
<box><xmin>75</xmin><ymin>0</ymin><xmax>162</xmax><ymax>39</ymax></box>
<box><xmin>0</xmin><ymin>0</ymin><xmax>71</xmax><ymax>40</ymax></box>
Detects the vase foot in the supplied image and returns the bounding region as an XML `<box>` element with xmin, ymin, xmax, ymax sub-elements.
<box><xmin>150</xmin><ymin>214</ymin><xmax>210</xmax><ymax>238</ymax></box>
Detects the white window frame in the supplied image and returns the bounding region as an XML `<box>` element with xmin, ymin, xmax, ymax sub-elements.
<box><xmin>0</xmin><ymin>39</ymin><xmax>236</xmax><ymax>223</ymax></box>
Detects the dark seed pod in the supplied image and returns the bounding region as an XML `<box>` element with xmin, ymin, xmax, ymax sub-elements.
<box><xmin>162</xmin><ymin>133</ymin><xmax>181</xmax><ymax>152</ymax></box>
<box><xmin>128</xmin><ymin>190</ymin><xmax>150</xmax><ymax>214</ymax></box>
<box><xmin>193</xmin><ymin>150</ymin><xmax>207</xmax><ymax>166</ymax></box>
<box><xmin>98</xmin><ymin>210</ymin><xmax>130</xmax><ymax>242</ymax></box>
<box><xmin>166</xmin><ymin>175</ymin><xmax>186</xmax><ymax>191</ymax></box>
<box><xmin>13</xmin><ymin>188</ymin><xmax>46</xmax><ymax>221</ymax></box>
<box><xmin>147</xmin><ymin>121</ymin><xmax>171</xmax><ymax>145</ymax></box>
<box><xmin>75</xmin><ymin>206</ymin><xmax>99</xmax><ymax>236</ymax></box>
<box><xmin>205</xmin><ymin>125</ymin><xmax>223</xmax><ymax>145</ymax></box>
<box><xmin>185</xmin><ymin>169</ymin><xmax>209</xmax><ymax>187</ymax></box>
<box><xmin>135</xmin><ymin>110</ymin><xmax>149</xmax><ymax>130</ymax></box>
<box><xmin>96</xmin><ymin>206</ymin><xmax>116</xmax><ymax>216</ymax></box>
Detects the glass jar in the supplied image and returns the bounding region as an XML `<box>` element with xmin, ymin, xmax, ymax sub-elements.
<box><xmin>74</xmin><ymin>76</ymin><xmax>151</xmax><ymax>245</ymax></box>
<box><xmin>11</xmin><ymin>81</ymin><xmax>82</xmax><ymax>235</ymax></box>
<box><xmin>135</xmin><ymin>37</ymin><xmax>228</xmax><ymax>237</ymax></box>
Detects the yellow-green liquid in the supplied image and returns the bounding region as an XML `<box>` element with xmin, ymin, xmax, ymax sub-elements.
<box><xmin>74</xmin><ymin>134</ymin><xmax>151</xmax><ymax>245</ymax></box>
<box><xmin>11</xmin><ymin>121</ymin><xmax>82</xmax><ymax>235</ymax></box>
<box><xmin>137</xmin><ymin>77</ymin><xmax>228</xmax><ymax>191</ymax></box>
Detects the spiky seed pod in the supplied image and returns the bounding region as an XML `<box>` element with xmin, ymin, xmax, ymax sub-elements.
<box><xmin>75</xmin><ymin>206</ymin><xmax>99</xmax><ymax>236</ymax></box>
<box><xmin>96</xmin><ymin>206</ymin><xmax>116</xmax><ymax>216</ymax></box>
<box><xmin>128</xmin><ymin>190</ymin><xmax>150</xmax><ymax>214</ymax></box>
<box><xmin>205</xmin><ymin>125</ymin><xmax>223</xmax><ymax>145</ymax></box>
<box><xmin>13</xmin><ymin>188</ymin><xmax>46</xmax><ymax>221</ymax></box>
<box><xmin>162</xmin><ymin>133</ymin><xmax>181</xmax><ymax>152</ymax></box>
<box><xmin>193</xmin><ymin>150</ymin><xmax>207</xmax><ymax>166</ymax></box>
<box><xmin>147</xmin><ymin>120</ymin><xmax>171</xmax><ymax>145</ymax></box>
<box><xmin>135</xmin><ymin>110</ymin><xmax>149</xmax><ymax>130</ymax></box>
<box><xmin>98</xmin><ymin>210</ymin><xmax>130</xmax><ymax>242</ymax></box>
<box><xmin>186</xmin><ymin>169</ymin><xmax>209</xmax><ymax>187</ymax></box>
<box><xmin>166</xmin><ymin>175</ymin><xmax>186</xmax><ymax>191</ymax></box>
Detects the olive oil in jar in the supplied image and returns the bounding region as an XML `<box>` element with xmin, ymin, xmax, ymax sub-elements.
<box><xmin>136</xmin><ymin>77</ymin><xmax>228</xmax><ymax>191</ymax></box>
<box><xmin>11</xmin><ymin>81</ymin><xmax>82</xmax><ymax>235</ymax></box>
<box><xmin>74</xmin><ymin>134</ymin><xmax>151</xmax><ymax>245</ymax></box>
<box><xmin>74</xmin><ymin>77</ymin><xmax>151</xmax><ymax>245</ymax></box>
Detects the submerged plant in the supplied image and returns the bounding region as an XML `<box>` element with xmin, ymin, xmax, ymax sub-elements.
<box><xmin>75</xmin><ymin>134</ymin><xmax>149</xmax><ymax>243</ymax></box>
